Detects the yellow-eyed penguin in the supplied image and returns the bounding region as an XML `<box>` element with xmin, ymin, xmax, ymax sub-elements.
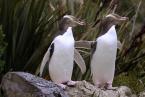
<box><xmin>91</xmin><ymin>13</ymin><xmax>128</xmax><ymax>89</ymax></box>
<box><xmin>39</xmin><ymin>15</ymin><xmax>85</xmax><ymax>89</ymax></box>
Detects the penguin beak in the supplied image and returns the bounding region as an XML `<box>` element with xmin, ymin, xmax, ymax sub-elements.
<box><xmin>73</xmin><ymin>18</ymin><xmax>86</xmax><ymax>26</ymax></box>
<box><xmin>66</xmin><ymin>15</ymin><xmax>85</xmax><ymax>26</ymax></box>
<box><xmin>117</xmin><ymin>16</ymin><xmax>129</xmax><ymax>22</ymax></box>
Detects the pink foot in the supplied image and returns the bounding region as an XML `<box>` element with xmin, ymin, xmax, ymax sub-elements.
<box><xmin>94</xmin><ymin>81</ymin><xmax>101</xmax><ymax>88</ymax></box>
<box><xmin>67</xmin><ymin>81</ymin><xmax>77</xmax><ymax>87</ymax></box>
<box><xmin>56</xmin><ymin>83</ymin><xmax>67</xmax><ymax>89</ymax></box>
<box><xmin>105</xmin><ymin>82</ymin><xmax>118</xmax><ymax>90</ymax></box>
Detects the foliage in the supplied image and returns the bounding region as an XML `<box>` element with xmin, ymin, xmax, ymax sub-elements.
<box><xmin>0</xmin><ymin>0</ymin><xmax>145</xmax><ymax>93</ymax></box>
<box><xmin>0</xmin><ymin>26</ymin><xmax>6</xmax><ymax>74</ymax></box>
<box><xmin>0</xmin><ymin>0</ymin><xmax>60</xmax><ymax>73</ymax></box>
<box><xmin>0</xmin><ymin>25</ymin><xmax>6</xmax><ymax>97</ymax></box>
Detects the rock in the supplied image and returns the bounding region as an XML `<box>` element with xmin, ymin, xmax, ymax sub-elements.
<box><xmin>1</xmin><ymin>72</ymin><xmax>68</xmax><ymax>97</ymax></box>
<box><xmin>1</xmin><ymin>72</ymin><xmax>135</xmax><ymax>97</ymax></box>
<box><xmin>139</xmin><ymin>91</ymin><xmax>145</xmax><ymax>97</ymax></box>
<box><xmin>66</xmin><ymin>81</ymin><xmax>134</xmax><ymax>97</ymax></box>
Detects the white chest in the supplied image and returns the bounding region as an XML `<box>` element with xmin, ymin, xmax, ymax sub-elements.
<box><xmin>49</xmin><ymin>27</ymin><xmax>75</xmax><ymax>83</ymax></box>
<box><xmin>97</xmin><ymin>32</ymin><xmax>117</xmax><ymax>51</ymax></box>
<box><xmin>91</xmin><ymin>25</ymin><xmax>118</xmax><ymax>83</ymax></box>
<box><xmin>54</xmin><ymin>35</ymin><xmax>74</xmax><ymax>58</ymax></box>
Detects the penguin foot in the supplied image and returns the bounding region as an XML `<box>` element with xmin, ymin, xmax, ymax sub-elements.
<box><xmin>94</xmin><ymin>82</ymin><xmax>101</xmax><ymax>88</ymax></box>
<box><xmin>67</xmin><ymin>81</ymin><xmax>77</xmax><ymax>87</ymax></box>
<box><xmin>105</xmin><ymin>82</ymin><xmax>118</xmax><ymax>90</ymax></box>
<box><xmin>107</xmin><ymin>86</ymin><xmax>118</xmax><ymax>90</ymax></box>
<box><xmin>57</xmin><ymin>83</ymin><xmax>67</xmax><ymax>89</ymax></box>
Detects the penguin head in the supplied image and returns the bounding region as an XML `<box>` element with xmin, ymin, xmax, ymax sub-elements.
<box><xmin>59</xmin><ymin>15</ymin><xmax>85</xmax><ymax>31</ymax></box>
<box><xmin>63</xmin><ymin>15</ymin><xmax>85</xmax><ymax>27</ymax></box>
<box><xmin>103</xmin><ymin>13</ymin><xmax>128</xmax><ymax>26</ymax></box>
<box><xmin>99</xmin><ymin>13</ymin><xmax>128</xmax><ymax>35</ymax></box>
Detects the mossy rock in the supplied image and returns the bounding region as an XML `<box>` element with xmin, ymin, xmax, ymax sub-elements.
<box><xmin>114</xmin><ymin>71</ymin><xmax>144</xmax><ymax>94</ymax></box>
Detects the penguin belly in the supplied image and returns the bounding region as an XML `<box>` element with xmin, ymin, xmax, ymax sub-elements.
<box><xmin>91</xmin><ymin>35</ymin><xmax>117</xmax><ymax>85</ymax></box>
<box><xmin>49</xmin><ymin>36</ymin><xmax>74</xmax><ymax>83</ymax></box>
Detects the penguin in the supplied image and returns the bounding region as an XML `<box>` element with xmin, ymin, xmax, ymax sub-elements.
<box><xmin>90</xmin><ymin>13</ymin><xmax>128</xmax><ymax>89</ymax></box>
<box><xmin>39</xmin><ymin>15</ymin><xmax>85</xmax><ymax>89</ymax></box>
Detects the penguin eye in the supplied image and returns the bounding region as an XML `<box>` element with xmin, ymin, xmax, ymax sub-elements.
<box><xmin>67</xmin><ymin>19</ymin><xmax>72</xmax><ymax>23</ymax></box>
<box><xmin>67</xmin><ymin>19</ymin><xmax>74</xmax><ymax>26</ymax></box>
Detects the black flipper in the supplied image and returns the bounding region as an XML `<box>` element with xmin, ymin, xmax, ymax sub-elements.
<box><xmin>90</xmin><ymin>41</ymin><xmax>97</xmax><ymax>60</ymax></box>
<box><xmin>40</xmin><ymin>43</ymin><xmax>54</xmax><ymax>78</ymax></box>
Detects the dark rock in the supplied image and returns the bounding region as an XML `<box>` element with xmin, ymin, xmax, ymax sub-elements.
<box><xmin>1</xmin><ymin>72</ymin><xmax>68</xmax><ymax>97</ymax></box>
